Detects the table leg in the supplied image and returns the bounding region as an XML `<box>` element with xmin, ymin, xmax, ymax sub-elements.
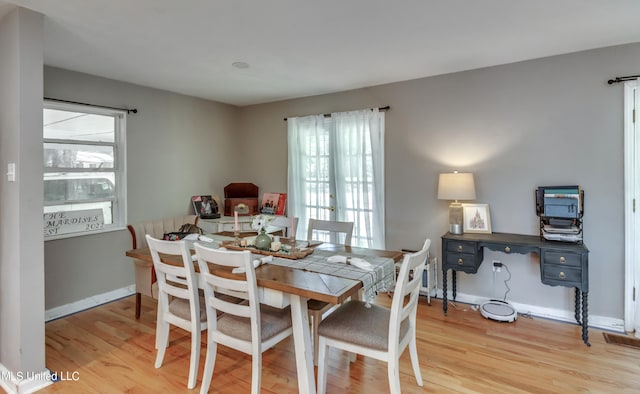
<box><xmin>582</xmin><ymin>291</ymin><xmax>590</xmax><ymax>346</ymax></box>
<box><xmin>289</xmin><ymin>294</ymin><xmax>316</xmax><ymax>393</ymax></box>
<box><xmin>443</xmin><ymin>267</ymin><xmax>448</xmax><ymax>315</ymax></box>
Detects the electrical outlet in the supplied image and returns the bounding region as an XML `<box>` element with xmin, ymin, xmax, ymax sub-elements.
<box><xmin>492</xmin><ymin>260</ymin><xmax>502</xmax><ymax>272</ymax></box>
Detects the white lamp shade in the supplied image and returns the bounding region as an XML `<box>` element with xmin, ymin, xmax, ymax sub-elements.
<box><xmin>437</xmin><ymin>172</ymin><xmax>476</xmax><ymax>201</ymax></box>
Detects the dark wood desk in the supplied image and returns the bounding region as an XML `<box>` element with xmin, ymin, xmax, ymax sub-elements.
<box><xmin>126</xmin><ymin>243</ymin><xmax>403</xmax><ymax>393</ymax></box>
<box><xmin>441</xmin><ymin>232</ymin><xmax>590</xmax><ymax>346</ymax></box>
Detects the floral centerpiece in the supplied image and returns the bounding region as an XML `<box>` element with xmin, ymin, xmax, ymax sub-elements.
<box><xmin>251</xmin><ymin>214</ymin><xmax>273</xmax><ymax>250</ymax></box>
<box><xmin>251</xmin><ymin>214</ymin><xmax>274</xmax><ymax>233</ymax></box>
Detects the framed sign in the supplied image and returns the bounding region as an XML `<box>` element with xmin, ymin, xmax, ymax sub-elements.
<box><xmin>462</xmin><ymin>203</ymin><xmax>492</xmax><ymax>234</ymax></box>
<box><xmin>43</xmin><ymin>208</ymin><xmax>105</xmax><ymax>237</ymax></box>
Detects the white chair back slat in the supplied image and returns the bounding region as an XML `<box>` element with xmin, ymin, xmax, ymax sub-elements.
<box><xmin>307</xmin><ymin>218</ymin><xmax>354</xmax><ymax>246</ymax></box>
<box><xmin>210</xmin><ymin>297</ymin><xmax>252</xmax><ymax>317</ymax></box>
<box><xmin>206</xmin><ymin>274</ymin><xmax>250</xmax><ymax>293</ymax></box>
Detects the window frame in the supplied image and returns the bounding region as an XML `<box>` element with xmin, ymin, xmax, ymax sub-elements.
<box><xmin>43</xmin><ymin>100</ymin><xmax>127</xmax><ymax>240</ymax></box>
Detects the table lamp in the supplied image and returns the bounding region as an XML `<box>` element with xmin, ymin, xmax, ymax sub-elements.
<box><xmin>437</xmin><ymin>172</ymin><xmax>476</xmax><ymax>234</ymax></box>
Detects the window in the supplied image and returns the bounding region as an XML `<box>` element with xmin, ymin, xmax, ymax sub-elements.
<box><xmin>288</xmin><ymin>108</ymin><xmax>385</xmax><ymax>248</ymax></box>
<box><xmin>43</xmin><ymin>101</ymin><xmax>127</xmax><ymax>239</ymax></box>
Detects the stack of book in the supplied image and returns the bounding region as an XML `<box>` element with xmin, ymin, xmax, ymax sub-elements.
<box><xmin>536</xmin><ymin>186</ymin><xmax>583</xmax><ymax>243</ymax></box>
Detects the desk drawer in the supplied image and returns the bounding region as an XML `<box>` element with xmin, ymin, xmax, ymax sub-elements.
<box><xmin>542</xmin><ymin>264</ymin><xmax>581</xmax><ymax>284</ymax></box>
<box><xmin>446</xmin><ymin>242</ymin><xmax>475</xmax><ymax>254</ymax></box>
<box><xmin>543</xmin><ymin>251</ymin><xmax>582</xmax><ymax>267</ymax></box>
<box><xmin>220</xmin><ymin>222</ymin><xmax>253</xmax><ymax>232</ymax></box>
<box><xmin>445</xmin><ymin>253</ymin><xmax>476</xmax><ymax>269</ymax></box>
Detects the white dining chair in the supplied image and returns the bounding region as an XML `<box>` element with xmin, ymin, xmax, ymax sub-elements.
<box><xmin>194</xmin><ymin>243</ymin><xmax>293</xmax><ymax>394</ymax></box>
<box><xmin>316</xmin><ymin>242</ymin><xmax>430</xmax><ymax>394</ymax></box>
<box><xmin>145</xmin><ymin>234</ymin><xmax>206</xmax><ymax>390</ymax></box>
<box><xmin>306</xmin><ymin>218</ymin><xmax>355</xmax><ymax>364</ymax></box>
<box><xmin>267</xmin><ymin>215</ymin><xmax>299</xmax><ymax>238</ymax></box>
<box><xmin>307</xmin><ymin>218</ymin><xmax>354</xmax><ymax>246</ymax></box>
<box><xmin>395</xmin><ymin>238</ymin><xmax>431</xmax><ymax>280</ymax></box>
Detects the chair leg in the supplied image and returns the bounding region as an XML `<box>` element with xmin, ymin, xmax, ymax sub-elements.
<box><xmin>409</xmin><ymin>336</ymin><xmax>423</xmax><ymax>386</ymax></box>
<box><xmin>317</xmin><ymin>337</ymin><xmax>329</xmax><ymax>394</ymax></box>
<box><xmin>154</xmin><ymin>320</ymin><xmax>169</xmax><ymax>368</ymax></box>
<box><xmin>199</xmin><ymin>339</ymin><xmax>217</xmax><ymax>394</ymax></box>
<box><xmin>135</xmin><ymin>292</ymin><xmax>142</xmax><ymax>319</ymax></box>
<box><xmin>251</xmin><ymin>351</ymin><xmax>262</xmax><ymax>394</ymax></box>
<box><xmin>187</xmin><ymin>327</ymin><xmax>200</xmax><ymax>389</ymax></box>
<box><xmin>388</xmin><ymin>358</ymin><xmax>401</xmax><ymax>394</ymax></box>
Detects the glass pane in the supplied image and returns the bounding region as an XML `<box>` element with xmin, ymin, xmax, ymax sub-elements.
<box><xmin>44</xmin><ymin>109</ymin><xmax>115</xmax><ymax>142</ymax></box>
<box><xmin>44</xmin><ymin>143</ymin><xmax>114</xmax><ymax>169</ymax></box>
<box><xmin>44</xmin><ymin>172</ymin><xmax>116</xmax><ymax>202</ymax></box>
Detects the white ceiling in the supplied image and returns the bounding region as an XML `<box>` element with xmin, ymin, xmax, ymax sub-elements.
<box><xmin>2</xmin><ymin>0</ymin><xmax>640</xmax><ymax>106</ymax></box>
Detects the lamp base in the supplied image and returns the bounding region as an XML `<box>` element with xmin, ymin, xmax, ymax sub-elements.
<box><xmin>449</xmin><ymin>202</ymin><xmax>464</xmax><ymax>235</ymax></box>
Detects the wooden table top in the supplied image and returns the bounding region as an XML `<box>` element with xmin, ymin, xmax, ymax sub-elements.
<box><xmin>126</xmin><ymin>244</ymin><xmax>403</xmax><ymax>305</ymax></box>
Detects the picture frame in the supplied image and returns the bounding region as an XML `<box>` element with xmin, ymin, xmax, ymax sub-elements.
<box><xmin>191</xmin><ymin>195</ymin><xmax>220</xmax><ymax>219</ymax></box>
<box><xmin>260</xmin><ymin>192</ymin><xmax>287</xmax><ymax>215</ymax></box>
<box><xmin>462</xmin><ymin>203</ymin><xmax>492</xmax><ymax>234</ymax></box>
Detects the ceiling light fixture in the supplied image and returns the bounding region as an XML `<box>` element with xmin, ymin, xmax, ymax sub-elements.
<box><xmin>231</xmin><ymin>61</ymin><xmax>249</xmax><ymax>69</ymax></box>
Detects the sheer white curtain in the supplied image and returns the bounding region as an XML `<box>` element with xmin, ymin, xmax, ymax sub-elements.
<box><xmin>287</xmin><ymin>109</ymin><xmax>385</xmax><ymax>249</ymax></box>
<box><xmin>287</xmin><ymin>114</ymin><xmax>327</xmax><ymax>242</ymax></box>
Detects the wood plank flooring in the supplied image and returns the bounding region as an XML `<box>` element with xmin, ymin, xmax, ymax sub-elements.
<box><xmin>38</xmin><ymin>295</ymin><xmax>640</xmax><ymax>393</ymax></box>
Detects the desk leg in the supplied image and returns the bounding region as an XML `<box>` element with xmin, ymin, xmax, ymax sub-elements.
<box><xmin>290</xmin><ymin>294</ymin><xmax>316</xmax><ymax>393</ymax></box>
<box><xmin>582</xmin><ymin>291</ymin><xmax>590</xmax><ymax>347</ymax></box>
<box><xmin>452</xmin><ymin>270</ymin><xmax>457</xmax><ymax>300</ymax></box>
<box><xmin>443</xmin><ymin>268</ymin><xmax>448</xmax><ymax>315</ymax></box>
<box><xmin>574</xmin><ymin>288</ymin><xmax>581</xmax><ymax>324</ymax></box>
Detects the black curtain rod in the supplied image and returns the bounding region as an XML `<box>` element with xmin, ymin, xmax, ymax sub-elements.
<box><xmin>44</xmin><ymin>97</ymin><xmax>138</xmax><ymax>114</ymax></box>
<box><xmin>607</xmin><ymin>75</ymin><xmax>640</xmax><ymax>84</ymax></box>
<box><xmin>283</xmin><ymin>105</ymin><xmax>389</xmax><ymax>121</ymax></box>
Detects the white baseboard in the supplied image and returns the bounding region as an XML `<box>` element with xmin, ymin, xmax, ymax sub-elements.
<box><xmin>436</xmin><ymin>290</ymin><xmax>625</xmax><ymax>333</ymax></box>
<box><xmin>45</xmin><ymin>285</ymin><xmax>135</xmax><ymax>322</ymax></box>
<box><xmin>0</xmin><ymin>365</ymin><xmax>52</xmax><ymax>394</ymax></box>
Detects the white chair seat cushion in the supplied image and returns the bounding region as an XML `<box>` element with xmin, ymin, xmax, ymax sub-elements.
<box><xmin>168</xmin><ymin>296</ymin><xmax>207</xmax><ymax>323</ymax></box>
<box><xmin>218</xmin><ymin>305</ymin><xmax>292</xmax><ymax>341</ymax></box>
<box><xmin>318</xmin><ymin>300</ymin><xmax>409</xmax><ymax>351</ymax></box>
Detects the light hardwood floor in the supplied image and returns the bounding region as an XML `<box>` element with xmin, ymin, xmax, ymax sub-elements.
<box><xmin>39</xmin><ymin>294</ymin><xmax>640</xmax><ymax>393</ymax></box>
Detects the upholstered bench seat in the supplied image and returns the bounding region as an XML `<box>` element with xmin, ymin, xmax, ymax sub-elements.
<box><xmin>127</xmin><ymin>214</ymin><xmax>198</xmax><ymax>318</ymax></box>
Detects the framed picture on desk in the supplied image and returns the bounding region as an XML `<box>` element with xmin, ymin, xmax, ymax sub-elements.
<box><xmin>462</xmin><ymin>203</ymin><xmax>492</xmax><ymax>233</ymax></box>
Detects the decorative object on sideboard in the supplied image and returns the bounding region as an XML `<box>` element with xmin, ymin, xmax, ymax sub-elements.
<box><xmin>437</xmin><ymin>171</ymin><xmax>476</xmax><ymax>235</ymax></box>
<box><xmin>224</xmin><ymin>182</ymin><xmax>259</xmax><ymax>216</ymax></box>
<box><xmin>191</xmin><ymin>195</ymin><xmax>221</xmax><ymax>219</ymax></box>
<box><xmin>260</xmin><ymin>192</ymin><xmax>287</xmax><ymax>215</ymax></box>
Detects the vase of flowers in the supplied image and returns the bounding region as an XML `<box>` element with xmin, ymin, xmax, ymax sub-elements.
<box><xmin>251</xmin><ymin>215</ymin><xmax>273</xmax><ymax>251</ymax></box>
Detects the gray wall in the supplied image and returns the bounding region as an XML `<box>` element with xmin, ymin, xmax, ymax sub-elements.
<box><xmin>42</xmin><ymin>43</ymin><xmax>640</xmax><ymax>321</ymax></box>
<box><xmin>239</xmin><ymin>42</ymin><xmax>640</xmax><ymax>320</ymax></box>
<box><xmin>43</xmin><ymin>67</ymin><xmax>241</xmax><ymax>309</ymax></box>
<box><xmin>0</xmin><ymin>6</ymin><xmax>46</xmax><ymax>389</ymax></box>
